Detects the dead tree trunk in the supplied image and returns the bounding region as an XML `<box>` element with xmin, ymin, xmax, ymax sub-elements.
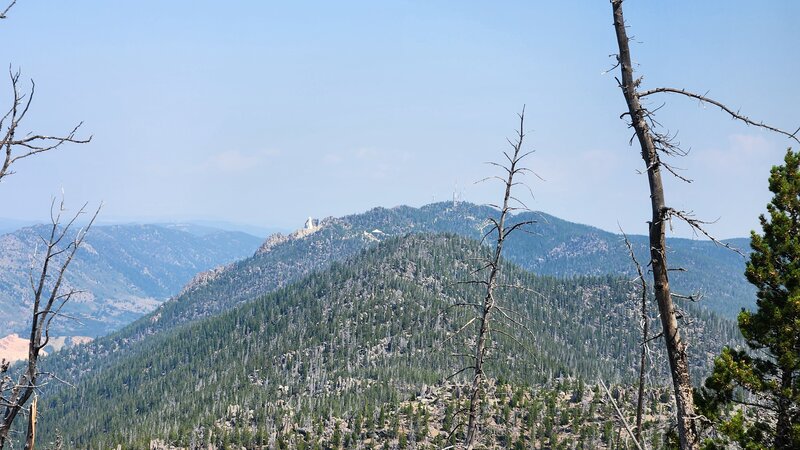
<box><xmin>463</xmin><ymin>108</ymin><xmax>535</xmax><ymax>449</ymax></box>
<box><xmin>610</xmin><ymin>2</ymin><xmax>698</xmax><ymax>448</ymax></box>
<box><xmin>610</xmin><ymin>2</ymin><xmax>799</xmax><ymax>448</ymax></box>
<box><xmin>23</xmin><ymin>396</ymin><xmax>35</xmax><ymax>450</ymax></box>
<box><xmin>621</xmin><ymin>230</ymin><xmax>649</xmax><ymax>444</ymax></box>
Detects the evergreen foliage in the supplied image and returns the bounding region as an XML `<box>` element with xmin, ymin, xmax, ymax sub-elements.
<box><xmin>35</xmin><ymin>203</ymin><xmax>751</xmax><ymax>411</ymax></box>
<box><xmin>34</xmin><ymin>233</ymin><xmax>740</xmax><ymax>448</ymax></box>
<box><xmin>699</xmin><ymin>149</ymin><xmax>800</xmax><ymax>449</ymax></box>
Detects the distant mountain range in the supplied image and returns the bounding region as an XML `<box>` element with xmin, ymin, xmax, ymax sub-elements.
<box><xmin>168</xmin><ymin>201</ymin><xmax>753</xmax><ymax>325</ymax></box>
<box><xmin>0</xmin><ymin>224</ymin><xmax>263</xmax><ymax>340</ymax></box>
<box><xmin>36</xmin><ymin>202</ymin><xmax>752</xmax><ymax>378</ymax></box>
<box><xmin>0</xmin><ymin>217</ymin><xmax>38</xmax><ymax>235</ymax></box>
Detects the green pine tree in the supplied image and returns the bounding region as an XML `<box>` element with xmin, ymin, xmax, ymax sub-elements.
<box><xmin>699</xmin><ymin>148</ymin><xmax>800</xmax><ymax>449</ymax></box>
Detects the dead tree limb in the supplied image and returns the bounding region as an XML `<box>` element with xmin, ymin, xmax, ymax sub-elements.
<box><xmin>460</xmin><ymin>107</ymin><xmax>535</xmax><ymax>450</ymax></box>
<box><xmin>610</xmin><ymin>2</ymin><xmax>798</xmax><ymax>448</ymax></box>
<box><xmin>600</xmin><ymin>379</ymin><xmax>645</xmax><ymax>450</ymax></box>
<box><xmin>638</xmin><ymin>87</ymin><xmax>800</xmax><ymax>143</ymax></box>
<box><xmin>0</xmin><ymin>8</ymin><xmax>95</xmax><ymax>448</ymax></box>
<box><xmin>0</xmin><ymin>69</ymin><xmax>92</xmax><ymax>183</ymax></box>
<box><xmin>0</xmin><ymin>1</ymin><xmax>16</xmax><ymax>20</ymax></box>
<box><xmin>0</xmin><ymin>200</ymin><xmax>101</xmax><ymax>449</ymax></box>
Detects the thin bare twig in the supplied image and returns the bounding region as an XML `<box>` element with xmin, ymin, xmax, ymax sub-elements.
<box><xmin>620</xmin><ymin>225</ymin><xmax>649</xmax><ymax>444</ymax></box>
<box><xmin>0</xmin><ymin>69</ymin><xmax>92</xmax><ymax>183</ymax></box>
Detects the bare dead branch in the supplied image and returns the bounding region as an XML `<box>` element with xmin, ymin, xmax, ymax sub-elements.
<box><xmin>599</xmin><ymin>379</ymin><xmax>645</xmax><ymax>450</ymax></box>
<box><xmin>456</xmin><ymin>106</ymin><xmax>536</xmax><ymax>450</ymax></box>
<box><xmin>0</xmin><ymin>200</ymin><xmax>101</xmax><ymax>447</ymax></box>
<box><xmin>664</xmin><ymin>208</ymin><xmax>744</xmax><ymax>257</ymax></box>
<box><xmin>670</xmin><ymin>292</ymin><xmax>703</xmax><ymax>303</ymax></box>
<box><xmin>639</xmin><ymin>87</ymin><xmax>800</xmax><ymax>144</ymax></box>
<box><xmin>620</xmin><ymin>225</ymin><xmax>650</xmax><ymax>444</ymax></box>
<box><xmin>442</xmin><ymin>317</ymin><xmax>478</xmax><ymax>346</ymax></box>
<box><xmin>0</xmin><ymin>70</ymin><xmax>91</xmax><ymax>183</ymax></box>
<box><xmin>0</xmin><ymin>1</ymin><xmax>16</xmax><ymax>19</ymax></box>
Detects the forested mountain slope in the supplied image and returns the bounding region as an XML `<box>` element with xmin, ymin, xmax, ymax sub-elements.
<box><xmin>0</xmin><ymin>224</ymin><xmax>262</xmax><ymax>338</ymax></box>
<box><xmin>38</xmin><ymin>234</ymin><xmax>740</xmax><ymax>448</ymax></box>
<box><xmin>36</xmin><ymin>202</ymin><xmax>751</xmax><ymax>388</ymax></box>
<box><xmin>144</xmin><ymin>201</ymin><xmax>754</xmax><ymax>340</ymax></box>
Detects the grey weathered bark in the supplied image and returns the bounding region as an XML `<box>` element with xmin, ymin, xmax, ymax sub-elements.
<box><xmin>610</xmin><ymin>2</ymin><xmax>799</xmax><ymax>448</ymax></box>
<box><xmin>23</xmin><ymin>396</ymin><xmax>35</xmax><ymax>450</ymax></box>
<box><xmin>462</xmin><ymin>108</ymin><xmax>535</xmax><ymax>449</ymax></box>
<box><xmin>610</xmin><ymin>2</ymin><xmax>698</xmax><ymax>448</ymax></box>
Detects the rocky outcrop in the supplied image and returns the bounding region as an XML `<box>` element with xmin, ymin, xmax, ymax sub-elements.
<box><xmin>255</xmin><ymin>217</ymin><xmax>330</xmax><ymax>256</ymax></box>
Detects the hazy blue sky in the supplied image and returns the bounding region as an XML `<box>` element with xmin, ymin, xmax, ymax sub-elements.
<box><xmin>0</xmin><ymin>1</ymin><xmax>797</xmax><ymax>238</ymax></box>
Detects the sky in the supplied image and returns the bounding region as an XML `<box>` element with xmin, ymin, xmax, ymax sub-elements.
<box><xmin>0</xmin><ymin>1</ymin><xmax>797</xmax><ymax>239</ymax></box>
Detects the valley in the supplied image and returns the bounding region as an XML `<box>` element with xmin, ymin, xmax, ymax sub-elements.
<box><xmin>0</xmin><ymin>224</ymin><xmax>262</xmax><ymax>361</ymax></box>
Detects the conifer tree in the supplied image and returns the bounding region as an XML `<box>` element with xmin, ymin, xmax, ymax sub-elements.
<box><xmin>700</xmin><ymin>148</ymin><xmax>800</xmax><ymax>449</ymax></box>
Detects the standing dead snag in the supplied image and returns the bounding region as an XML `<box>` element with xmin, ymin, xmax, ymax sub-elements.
<box><xmin>610</xmin><ymin>1</ymin><xmax>799</xmax><ymax>449</ymax></box>
<box><xmin>610</xmin><ymin>4</ymin><xmax>698</xmax><ymax>444</ymax></box>
<box><xmin>0</xmin><ymin>199</ymin><xmax>101</xmax><ymax>449</ymax></box>
<box><xmin>620</xmin><ymin>228</ymin><xmax>650</xmax><ymax>445</ymax></box>
<box><xmin>456</xmin><ymin>107</ymin><xmax>536</xmax><ymax>450</ymax></box>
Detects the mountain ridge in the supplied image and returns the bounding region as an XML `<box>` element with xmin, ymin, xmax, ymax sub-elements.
<box><xmin>39</xmin><ymin>233</ymin><xmax>742</xmax><ymax>448</ymax></box>
<box><xmin>0</xmin><ymin>223</ymin><xmax>263</xmax><ymax>342</ymax></box>
<box><xmin>36</xmin><ymin>201</ymin><xmax>752</xmax><ymax>400</ymax></box>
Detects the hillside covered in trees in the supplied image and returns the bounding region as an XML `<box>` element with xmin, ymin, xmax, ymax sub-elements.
<box><xmin>3</xmin><ymin>1</ymin><xmax>797</xmax><ymax>449</ymax></box>
<box><xmin>37</xmin><ymin>233</ymin><xmax>741</xmax><ymax>448</ymax></box>
<box><xmin>36</xmin><ymin>203</ymin><xmax>751</xmax><ymax>389</ymax></box>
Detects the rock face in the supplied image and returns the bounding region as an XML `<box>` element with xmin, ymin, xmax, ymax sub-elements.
<box><xmin>255</xmin><ymin>217</ymin><xmax>326</xmax><ymax>256</ymax></box>
<box><xmin>254</xmin><ymin>232</ymin><xmax>290</xmax><ymax>255</ymax></box>
<box><xmin>178</xmin><ymin>264</ymin><xmax>232</xmax><ymax>297</ymax></box>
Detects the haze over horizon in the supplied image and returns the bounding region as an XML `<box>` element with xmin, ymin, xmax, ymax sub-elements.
<box><xmin>1</xmin><ymin>1</ymin><xmax>797</xmax><ymax>239</ymax></box>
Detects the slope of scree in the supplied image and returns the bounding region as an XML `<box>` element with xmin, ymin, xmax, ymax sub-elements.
<box><xmin>37</xmin><ymin>233</ymin><xmax>741</xmax><ymax>448</ymax></box>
